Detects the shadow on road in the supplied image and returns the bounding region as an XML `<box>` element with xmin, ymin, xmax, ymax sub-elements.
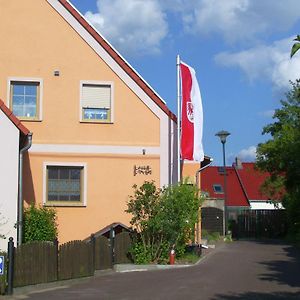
<box><xmin>255</xmin><ymin>240</ymin><xmax>300</xmax><ymax>288</ymax></box>
<box><xmin>212</xmin><ymin>291</ymin><xmax>300</xmax><ymax>300</ymax></box>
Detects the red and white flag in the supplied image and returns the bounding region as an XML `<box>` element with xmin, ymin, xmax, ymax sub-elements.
<box><xmin>180</xmin><ymin>62</ymin><xmax>204</xmax><ymax>162</ymax></box>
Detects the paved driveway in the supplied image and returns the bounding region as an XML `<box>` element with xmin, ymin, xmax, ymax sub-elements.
<box><xmin>12</xmin><ymin>240</ymin><xmax>300</xmax><ymax>299</ymax></box>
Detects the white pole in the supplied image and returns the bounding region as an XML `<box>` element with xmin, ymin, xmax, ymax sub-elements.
<box><xmin>176</xmin><ymin>55</ymin><xmax>181</xmax><ymax>183</ymax></box>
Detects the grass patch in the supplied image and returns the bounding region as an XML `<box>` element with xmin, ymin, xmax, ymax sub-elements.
<box><xmin>202</xmin><ymin>230</ymin><xmax>221</xmax><ymax>243</ymax></box>
<box><xmin>176</xmin><ymin>252</ymin><xmax>200</xmax><ymax>264</ymax></box>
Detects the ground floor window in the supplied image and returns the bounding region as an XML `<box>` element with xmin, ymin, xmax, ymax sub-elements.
<box><xmin>44</xmin><ymin>163</ymin><xmax>86</xmax><ymax>206</ymax></box>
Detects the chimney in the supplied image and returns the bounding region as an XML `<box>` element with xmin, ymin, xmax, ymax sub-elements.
<box><xmin>235</xmin><ymin>157</ymin><xmax>243</xmax><ymax>169</ymax></box>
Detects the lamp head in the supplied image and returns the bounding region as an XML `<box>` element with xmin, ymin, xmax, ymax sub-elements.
<box><xmin>215</xmin><ymin>130</ymin><xmax>231</xmax><ymax>144</ymax></box>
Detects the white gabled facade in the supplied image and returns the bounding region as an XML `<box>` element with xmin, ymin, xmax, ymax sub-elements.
<box><xmin>0</xmin><ymin>110</ymin><xmax>20</xmax><ymax>251</ymax></box>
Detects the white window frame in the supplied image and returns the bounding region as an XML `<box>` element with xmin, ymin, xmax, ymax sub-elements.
<box><xmin>7</xmin><ymin>77</ymin><xmax>43</xmax><ymax>121</ymax></box>
<box><xmin>43</xmin><ymin>162</ymin><xmax>87</xmax><ymax>207</ymax></box>
<box><xmin>79</xmin><ymin>80</ymin><xmax>114</xmax><ymax>123</ymax></box>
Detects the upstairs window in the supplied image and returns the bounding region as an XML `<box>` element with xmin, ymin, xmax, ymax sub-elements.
<box><xmin>80</xmin><ymin>82</ymin><xmax>113</xmax><ymax>123</ymax></box>
<box><xmin>10</xmin><ymin>80</ymin><xmax>41</xmax><ymax>120</ymax></box>
<box><xmin>213</xmin><ymin>184</ymin><xmax>224</xmax><ymax>194</ymax></box>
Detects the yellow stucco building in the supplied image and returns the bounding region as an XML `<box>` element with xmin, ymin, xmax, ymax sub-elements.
<box><xmin>0</xmin><ymin>0</ymin><xmax>177</xmax><ymax>243</ymax></box>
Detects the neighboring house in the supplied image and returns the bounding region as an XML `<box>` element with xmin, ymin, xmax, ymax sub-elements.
<box><xmin>0</xmin><ymin>99</ymin><xmax>30</xmax><ymax>251</ymax></box>
<box><xmin>233</xmin><ymin>159</ymin><xmax>284</xmax><ymax>210</ymax></box>
<box><xmin>201</xmin><ymin>158</ymin><xmax>284</xmax><ymax>234</ymax></box>
<box><xmin>181</xmin><ymin>157</ymin><xmax>213</xmax><ymax>242</ymax></box>
<box><xmin>182</xmin><ymin>156</ymin><xmax>213</xmax><ymax>186</ymax></box>
<box><xmin>0</xmin><ymin>0</ymin><xmax>177</xmax><ymax>244</ymax></box>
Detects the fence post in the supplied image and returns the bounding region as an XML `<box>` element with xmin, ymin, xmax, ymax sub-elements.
<box><xmin>109</xmin><ymin>227</ymin><xmax>115</xmax><ymax>267</ymax></box>
<box><xmin>7</xmin><ymin>237</ymin><xmax>14</xmax><ymax>295</ymax></box>
<box><xmin>53</xmin><ymin>239</ymin><xmax>59</xmax><ymax>281</ymax></box>
<box><xmin>90</xmin><ymin>234</ymin><xmax>95</xmax><ymax>273</ymax></box>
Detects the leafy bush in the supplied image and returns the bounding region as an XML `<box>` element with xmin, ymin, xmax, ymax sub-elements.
<box><xmin>23</xmin><ymin>205</ymin><xmax>58</xmax><ymax>243</ymax></box>
<box><xmin>126</xmin><ymin>180</ymin><xmax>205</xmax><ymax>264</ymax></box>
<box><xmin>202</xmin><ymin>230</ymin><xmax>221</xmax><ymax>242</ymax></box>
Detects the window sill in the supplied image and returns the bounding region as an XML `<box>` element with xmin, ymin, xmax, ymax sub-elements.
<box><xmin>80</xmin><ymin>120</ymin><xmax>113</xmax><ymax>124</ymax></box>
<box><xmin>19</xmin><ymin>118</ymin><xmax>42</xmax><ymax>122</ymax></box>
<box><xmin>44</xmin><ymin>202</ymin><xmax>86</xmax><ymax>207</ymax></box>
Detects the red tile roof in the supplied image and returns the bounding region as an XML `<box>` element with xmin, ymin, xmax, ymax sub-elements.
<box><xmin>201</xmin><ymin>162</ymin><xmax>281</xmax><ymax>207</ymax></box>
<box><xmin>234</xmin><ymin>163</ymin><xmax>269</xmax><ymax>201</ymax></box>
<box><xmin>201</xmin><ymin>166</ymin><xmax>249</xmax><ymax>207</ymax></box>
<box><xmin>0</xmin><ymin>98</ymin><xmax>30</xmax><ymax>136</ymax></box>
<box><xmin>58</xmin><ymin>0</ymin><xmax>177</xmax><ymax>123</ymax></box>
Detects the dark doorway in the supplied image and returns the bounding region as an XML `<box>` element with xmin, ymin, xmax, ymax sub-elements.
<box><xmin>201</xmin><ymin>207</ymin><xmax>223</xmax><ymax>235</ymax></box>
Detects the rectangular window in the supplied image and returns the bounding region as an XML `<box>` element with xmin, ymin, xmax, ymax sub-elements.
<box><xmin>213</xmin><ymin>184</ymin><xmax>224</xmax><ymax>194</ymax></box>
<box><xmin>46</xmin><ymin>166</ymin><xmax>84</xmax><ymax>205</ymax></box>
<box><xmin>10</xmin><ymin>81</ymin><xmax>40</xmax><ymax>120</ymax></box>
<box><xmin>81</xmin><ymin>83</ymin><xmax>112</xmax><ymax>123</ymax></box>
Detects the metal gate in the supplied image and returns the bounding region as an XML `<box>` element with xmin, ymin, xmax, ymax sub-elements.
<box><xmin>237</xmin><ymin>210</ymin><xmax>287</xmax><ymax>238</ymax></box>
<box><xmin>201</xmin><ymin>207</ymin><xmax>223</xmax><ymax>235</ymax></box>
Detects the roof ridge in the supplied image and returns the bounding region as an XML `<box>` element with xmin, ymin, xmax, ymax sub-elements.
<box><xmin>233</xmin><ymin>164</ymin><xmax>251</xmax><ymax>206</ymax></box>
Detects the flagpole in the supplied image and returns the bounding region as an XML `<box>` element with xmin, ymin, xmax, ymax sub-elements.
<box><xmin>177</xmin><ymin>55</ymin><xmax>181</xmax><ymax>183</ymax></box>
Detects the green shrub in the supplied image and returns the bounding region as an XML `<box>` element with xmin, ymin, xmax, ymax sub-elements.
<box><xmin>202</xmin><ymin>230</ymin><xmax>221</xmax><ymax>242</ymax></box>
<box><xmin>126</xmin><ymin>180</ymin><xmax>205</xmax><ymax>264</ymax></box>
<box><xmin>23</xmin><ymin>205</ymin><xmax>58</xmax><ymax>243</ymax></box>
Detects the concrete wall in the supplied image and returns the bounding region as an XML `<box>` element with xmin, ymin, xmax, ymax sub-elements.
<box><xmin>0</xmin><ymin>110</ymin><xmax>19</xmax><ymax>251</ymax></box>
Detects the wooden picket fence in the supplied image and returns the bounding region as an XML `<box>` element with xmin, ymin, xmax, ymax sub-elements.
<box><xmin>58</xmin><ymin>240</ymin><xmax>94</xmax><ymax>280</ymax></box>
<box><xmin>115</xmin><ymin>232</ymin><xmax>132</xmax><ymax>264</ymax></box>
<box><xmin>7</xmin><ymin>231</ymin><xmax>133</xmax><ymax>289</ymax></box>
<box><xmin>14</xmin><ymin>241</ymin><xmax>57</xmax><ymax>287</ymax></box>
<box><xmin>94</xmin><ymin>236</ymin><xmax>111</xmax><ymax>270</ymax></box>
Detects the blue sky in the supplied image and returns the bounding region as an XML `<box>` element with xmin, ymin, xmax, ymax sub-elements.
<box><xmin>70</xmin><ymin>0</ymin><xmax>300</xmax><ymax>166</ymax></box>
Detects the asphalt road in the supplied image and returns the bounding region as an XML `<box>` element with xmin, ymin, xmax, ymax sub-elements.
<box><xmin>12</xmin><ymin>240</ymin><xmax>300</xmax><ymax>299</ymax></box>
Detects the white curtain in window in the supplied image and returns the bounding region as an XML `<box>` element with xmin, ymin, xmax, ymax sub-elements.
<box><xmin>81</xmin><ymin>84</ymin><xmax>111</xmax><ymax>108</ymax></box>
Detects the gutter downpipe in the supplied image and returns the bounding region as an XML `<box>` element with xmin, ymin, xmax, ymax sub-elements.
<box><xmin>17</xmin><ymin>133</ymin><xmax>33</xmax><ymax>246</ymax></box>
<box><xmin>195</xmin><ymin>158</ymin><xmax>213</xmax><ymax>244</ymax></box>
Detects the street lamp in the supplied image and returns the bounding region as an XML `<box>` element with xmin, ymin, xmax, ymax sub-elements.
<box><xmin>215</xmin><ymin>130</ymin><xmax>231</xmax><ymax>236</ymax></box>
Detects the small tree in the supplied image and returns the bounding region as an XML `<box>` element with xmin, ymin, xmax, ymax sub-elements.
<box><xmin>256</xmin><ymin>80</ymin><xmax>300</xmax><ymax>240</ymax></box>
<box><xmin>23</xmin><ymin>205</ymin><xmax>58</xmax><ymax>243</ymax></box>
<box><xmin>159</xmin><ymin>182</ymin><xmax>202</xmax><ymax>256</ymax></box>
<box><xmin>126</xmin><ymin>180</ymin><xmax>204</xmax><ymax>263</ymax></box>
<box><xmin>126</xmin><ymin>181</ymin><xmax>162</xmax><ymax>263</ymax></box>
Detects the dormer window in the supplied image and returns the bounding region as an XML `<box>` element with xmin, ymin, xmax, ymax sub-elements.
<box><xmin>213</xmin><ymin>184</ymin><xmax>224</xmax><ymax>194</ymax></box>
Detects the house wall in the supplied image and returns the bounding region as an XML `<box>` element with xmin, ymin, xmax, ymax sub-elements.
<box><xmin>23</xmin><ymin>153</ymin><xmax>160</xmax><ymax>242</ymax></box>
<box><xmin>0</xmin><ymin>0</ymin><xmax>175</xmax><ymax>243</ymax></box>
<box><xmin>182</xmin><ymin>161</ymin><xmax>201</xmax><ymax>187</ymax></box>
<box><xmin>0</xmin><ymin>110</ymin><xmax>19</xmax><ymax>251</ymax></box>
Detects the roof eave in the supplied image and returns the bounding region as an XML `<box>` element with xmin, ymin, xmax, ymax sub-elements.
<box><xmin>58</xmin><ymin>0</ymin><xmax>177</xmax><ymax>123</ymax></box>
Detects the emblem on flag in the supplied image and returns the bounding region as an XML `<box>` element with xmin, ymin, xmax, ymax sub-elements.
<box><xmin>187</xmin><ymin>101</ymin><xmax>194</xmax><ymax>123</ymax></box>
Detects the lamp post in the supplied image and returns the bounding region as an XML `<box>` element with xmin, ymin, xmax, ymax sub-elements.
<box><xmin>215</xmin><ymin>130</ymin><xmax>231</xmax><ymax>236</ymax></box>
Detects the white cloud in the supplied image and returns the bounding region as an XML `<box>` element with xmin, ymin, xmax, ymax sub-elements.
<box><xmin>85</xmin><ymin>0</ymin><xmax>168</xmax><ymax>56</ymax></box>
<box><xmin>215</xmin><ymin>37</ymin><xmax>300</xmax><ymax>90</ymax></box>
<box><xmin>259</xmin><ymin>110</ymin><xmax>275</xmax><ymax>118</ymax></box>
<box><xmin>237</xmin><ymin>146</ymin><xmax>257</xmax><ymax>162</ymax></box>
<box><xmin>179</xmin><ymin>0</ymin><xmax>300</xmax><ymax>43</ymax></box>
<box><xmin>82</xmin><ymin>0</ymin><xmax>300</xmax><ymax>57</ymax></box>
